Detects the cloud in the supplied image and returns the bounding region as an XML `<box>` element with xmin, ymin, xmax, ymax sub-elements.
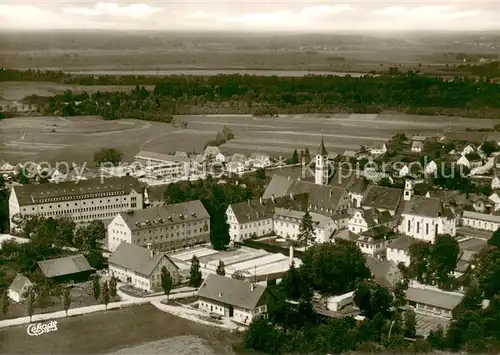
<box><xmin>373</xmin><ymin>4</ymin><xmax>481</xmax><ymax>22</ymax></box>
<box><xmin>63</xmin><ymin>2</ymin><xmax>162</xmax><ymax>18</ymax></box>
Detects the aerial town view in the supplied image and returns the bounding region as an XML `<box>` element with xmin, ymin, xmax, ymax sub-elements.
<box><xmin>1</xmin><ymin>1</ymin><xmax>500</xmax><ymax>354</ymax></box>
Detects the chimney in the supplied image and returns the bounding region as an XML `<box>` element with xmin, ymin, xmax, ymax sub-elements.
<box><xmin>289</xmin><ymin>192</ymin><xmax>294</xmax><ymax>200</ymax></box>
<box><xmin>289</xmin><ymin>245</ymin><xmax>294</xmax><ymax>262</ymax></box>
<box><xmin>271</xmin><ymin>194</ymin><xmax>275</xmax><ymax>203</ymax></box>
<box><xmin>259</xmin><ymin>197</ymin><xmax>263</xmax><ymax>205</ymax></box>
<box><xmin>287</xmin><ymin>176</ymin><xmax>291</xmax><ymax>180</ymax></box>
<box><xmin>150</xmin><ymin>249</ymin><xmax>154</xmax><ymax>258</ymax></box>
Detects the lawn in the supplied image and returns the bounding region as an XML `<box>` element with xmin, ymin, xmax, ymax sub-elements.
<box><xmin>0</xmin><ymin>304</ymin><xmax>242</xmax><ymax>354</ymax></box>
<box><xmin>2</xmin><ymin>281</ymin><xmax>120</xmax><ymax>320</ymax></box>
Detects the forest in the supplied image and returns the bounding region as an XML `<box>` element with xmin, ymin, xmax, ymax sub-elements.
<box><xmin>2</xmin><ymin>69</ymin><xmax>500</xmax><ymax>119</ymax></box>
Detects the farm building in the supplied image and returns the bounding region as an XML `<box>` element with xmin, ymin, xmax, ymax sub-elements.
<box><xmin>405</xmin><ymin>286</ymin><xmax>464</xmax><ymax>318</ymax></box>
<box><xmin>108</xmin><ymin>242</ymin><xmax>179</xmax><ymax>292</ymax></box>
<box><xmin>197</xmin><ymin>273</ymin><xmax>271</xmax><ymax>325</ymax></box>
<box><xmin>461</xmin><ymin>211</ymin><xmax>500</xmax><ymax>232</ymax></box>
<box><xmin>38</xmin><ymin>255</ymin><xmax>94</xmax><ymax>283</ymax></box>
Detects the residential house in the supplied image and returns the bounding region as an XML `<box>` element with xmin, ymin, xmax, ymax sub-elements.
<box><xmin>330</xmin><ymin>170</ymin><xmax>368</xmax><ymax>208</ymax></box>
<box><xmin>457</xmin><ymin>155</ymin><xmax>470</xmax><ymax>168</ymax></box>
<box><xmin>399</xmin><ymin>196</ymin><xmax>456</xmax><ymax>243</ymax></box>
<box><xmin>405</xmin><ymin>286</ymin><xmax>464</xmax><ymax>318</ymax></box>
<box><xmin>365</xmin><ymin>256</ymin><xmax>403</xmax><ymax>289</ymax></box>
<box><xmin>386</xmin><ymin>235</ymin><xmax>419</xmax><ymax>267</ymax></box>
<box><xmin>398</xmin><ymin>164</ymin><xmax>410</xmax><ymax>178</ymax></box>
<box><xmin>461</xmin><ymin>211</ymin><xmax>500</xmax><ymax>232</ymax></box>
<box><xmin>360</xmin><ymin>185</ymin><xmax>403</xmax><ymax>215</ymax></box>
<box><xmin>109</xmin><ymin>242</ymin><xmax>179</xmax><ymax>292</ymax></box>
<box><xmin>226</xmin><ymin>194</ymin><xmax>308</xmax><ymax>242</ymax></box>
<box><xmin>424</xmin><ymin>160</ymin><xmax>438</xmax><ymax>175</ymax></box>
<box><xmin>411</xmin><ymin>136</ymin><xmax>427</xmax><ymax>153</ymax></box>
<box><xmin>470</xmin><ymin>194</ymin><xmax>488</xmax><ymax>213</ymax></box>
<box><xmin>8</xmin><ymin>274</ymin><xmax>32</xmax><ymax>303</ymax></box>
<box><xmin>204</xmin><ymin>146</ymin><xmax>226</xmax><ymax>163</ymax></box>
<box><xmin>0</xmin><ymin>162</ymin><xmax>15</xmax><ymax>178</ymax></box>
<box><xmin>274</xmin><ymin>208</ymin><xmax>338</xmax><ymax>244</ymax></box>
<box><xmin>133</xmin><ymin>151</ymin><xmax>188</xmax><ymax>179</ymax></box>
<box><xmin>342</xmin><ymin>150</ymin><xmax>358</xmax><ymax>160</ymax></box>
<box><xmin>332</xmin><ymin>228</ymin><xmax>360</xmax><ymax>243</ymax></box>
<box><xmin>369</xmin><ymin>143</ymin><xmax>387</xmax><ymax>156</ymax></box>
<box><xmin>197</xmin><ymin>273</ymin><xmax>271</xmax><ymax>325</ymax></box>
<box><xmin>348</xmin><ymin>208</ymin><xmax>392</xmax><ymax>234</ymax></box>
<box><xmin>107</xmin><ymin>200</ymin><xmax>210</xmax><ymax>252</ymax></box>
<box><xmin>356</xmin><ymin>226</ymin><xmax>395</xmax><ymax>258</ymax></box>
<box><xmin>227</xmin><ymin>161</ymin><xmax>245</xmax><ymax>174</ymax></box>
<box><xmin>492</xmin><ymin>175</ymin><xmax>500</xmax><ymax>190</ymax></box>
<box><xmin>489</xmin><ymin>192</ymin><xmax>500</xmax><ymax>211</ymax></box>
<box><xmin>38</xmin><ymin>255</ymin><xmax>94</xmax><ymax>283</ymax></box>
<box><xmin>251</xmin><ymin>153</ymin><xmax>271</xmax><ymax>168</ymax></box>
<box><xmin>461</xmin><ymin>144</ymin><xmax>476</xmax><ymax>156</ymax></box>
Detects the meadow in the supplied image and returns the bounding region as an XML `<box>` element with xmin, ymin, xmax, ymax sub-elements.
<box><xmin>1</xmin><ymin>114</ymin><xmax>498</xmax><ymax>165</ymax></box>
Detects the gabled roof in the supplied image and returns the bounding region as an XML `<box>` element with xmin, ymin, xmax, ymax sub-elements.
<box><xmin>401</xmin><ymin>196</ymin><xmax>449</xmax><ymax>218</ymax></box>
<box><xmin>274</xmin><ymin>208</ymin><xmax>334</xmax><ymax>229</ymax></box>
<box><xmin>13</xmin><ymin>176</ymin><xmax>143</xmax><ymax>206</ymax></box>
<box><xmin>330</xmin><ymin>170</ymin><xmax>368</xmax><ymax>194</ymax></box>
<box><xmin>262</xmin><ymin>175</ymin><xmax>295</xmax><ymax>199</ymax></box>
<box><xmin>411</xmin><ymin>135</ymin><xmax>427</xmax><ymax>142</ymax></box>
<box><xmin>333</xmin><ymin>229</ymin><xmax>360</xmax><ymax>242</ymax></box>
<box><xmin>387</xmin><ymin>235</ymin><xmax>418</xmax><ymax>251</ymax></box>
<box><xmin>9</xmin><ymin>274</ymin><xmax>32</xmax><ymax>294</ymax></box>
<box><xmin>109</xmin><ymin>242</ymin><xmax>178</xmax><ymax>277</ymax></box>
<box><xmin>119</xmin><ymin>200</ymin><xmax>209</xmax><ymax>231</ymax></box>
<box><xmin>462</xmin><ymin>211</ymin><xmax>500</xmax><ymax>223</ymax></box>
<box><xmin>197</xmin><ymin>273</ymin><xmax>266</xmax><ymax>309</ymax></box>
<box><xmin>229</xmin><ymin>193</ymin><xmax>308</xmax><ymax>224</ymax></box>
<box><xmin>317</xmin><ymin>136</ymin><xmax>328</xmax><ymax>156</ymax></box>
<box><xmin>361</xmin><ymin>185</ymin><xmax>403</xmax><ymax>211</ymax></box>
<box><xmin>38</xmin><ymin>255</ymin><xmax>93</xmax><ymax>278</ymax></box>
<box><xmin>205</xmin><ymin>146</ymin><xmax>222</xmax><ymax>157</ymax></box>
<box><xmin>365</xmin><ymin>257</ymin><xmax>402</xmax><ymax>288</ymax></box>
<box><xmin>405</xmin><ymin>287</ymin><xmax>463</xmax><ymax>310</ymax></box>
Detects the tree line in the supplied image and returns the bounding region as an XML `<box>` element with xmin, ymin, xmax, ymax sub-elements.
<box><xmin>5</xmin><ymin>69</ymin><xmax>500</xmax><ymax>119</ymax></box>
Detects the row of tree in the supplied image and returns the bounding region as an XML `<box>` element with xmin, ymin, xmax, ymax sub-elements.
<box><xmin>10</xmin><ymin>71</ymin><xmax>500</xmax><ymax>120</ymax></box>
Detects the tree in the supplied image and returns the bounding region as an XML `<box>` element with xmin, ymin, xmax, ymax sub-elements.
<box><xmin>36</xmin><ymin>283</ymin><xmax>49</xmax><ymax>311</ymax></box>
<box><xmin>109</xmin><ymin>276</ymin><xmax>117</xmax><ymax>298</ymax></box>
<box><xmin>488</xmin><ymin>228</ymin><xmax>500</xmax><ymax>248</ymax></box>
<box><xmin>291</xmin><ymin>149</ymin><xmax>299</xmax><ymax>164</ymax></box>
<box><xmin>473</xmin><ymin>247</ymin><xmax>500</xmax><ymax>298</ymax></box>
<box><xmin>297</xmin><ymin>210</ymin><xmax>315</xmax><ymax>248</ymax></box>
<box><xmin>430</xmin><ymin>234</ymin><xmax>460</xmax><ymax>287</ymax></box>
<box><xmin>403</xmin><ymin>308</ymin><xmax>417</xmax><ymax>338</ymax></box>
<box><xmin>354</xmin><ymin>280</ymin><xmax>393</xmax><ymax>319</ymax></box>
<box><xmin>92</xmin><ymin>275</ymin><xmax>101</xmax><ymax>300</ymax></box>
<box><xmin>463</xmin><ymin>280</ymin><xmax>482</xmax><ymax>311</ymax></box>
<box><xmin>62</xmin><ymin>287</ymin><xmax>71</xmax><ymax>316</ymax></box>
<box><xmin>26</xmin><ymin>290</ymin><xmax>34</xmax><ymax>321</ymax></box>
<box><xmin>304</xmin><ymin>147</ymin><xmax>311</xmax><ymax>163</ymax></box>
<box><xmin>216</xmin><ymin>260</ymin><xmax>226</xmax><ymax>276</ymax></box>
<box><xmin>393</xmin><ymin>278</ymin><xmax>409</xmax><ymax>308</ymax></box>
<box><xmin>280</xmin><ymin>261</ymin><xmax>305</xmax><ymax>300</ymax></box>
<box><xmin>93</xmin><ymin>148</ymin><xmax>123</xmax><ymax>166</ymax></box>
<box><xmin>161</xmin><ymin>266</ymin><xmax>173</xmax><ymax>297</ymax></box>
<box><xmin>302</xmin><ymin>242</ymin><xmax>371</xmax><ymax>295</ymax></box>
<box><xmin>480</xmin><ymin>140</ymin><xmax>499</xmax><ymax>156</ymax></box>
<box><xmin>0</xmin><ymin>290</ymin><xmax>10</xmax><ymax>317</ymax></box>
<box><xmin>189</xmin><ymin>256</ymin><xmax>203</xmax><ymax>287</ymax></box>
<box><xmin>55</xmin><ymin>218</ymin><xmax>75</xmax><ymax>247</ymax></box>
<box><xmin>101</xmin><ymin>281</ymin><xmax>110</xmax><ymax>309</ymax></box>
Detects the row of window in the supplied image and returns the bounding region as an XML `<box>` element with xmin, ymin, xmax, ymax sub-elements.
<box><xmin>407</xmin><ymin>220</ymin><xmax>439</xmax><ymax>236</ymax></box>
<box><xmin>463</xmin><ymin>218</ymin><xmax>499</xmax><ymax>231</ymax></box>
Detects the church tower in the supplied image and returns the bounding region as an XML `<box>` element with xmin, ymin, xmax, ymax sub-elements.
<box><xmin>404</xmin><ymin>178</ymin><xmax>414</xmax><ymax>201</ymax></box>
<box><xmin>315</xmin><ymin>135</ymin><xmax>329</xmax><ymax>185</ymax></box>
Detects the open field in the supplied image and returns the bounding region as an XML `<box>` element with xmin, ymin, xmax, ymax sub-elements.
<box><xmin>0</xmin><ymin>304</ymin><xmax>242</xmax><ymax>354</ymax></box>
<box><xmin>1</xmin><ymin>114</ymin><xmax>499</xmax><ymax>165</ymax></box>
<box><xmin>2</xmin><ymin>31</ymin><xmax>498</xmax><ymax>74</ymax></box>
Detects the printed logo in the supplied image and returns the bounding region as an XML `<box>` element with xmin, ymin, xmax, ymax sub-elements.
<box><xmin>27</xmin><ymin>320</ymin><xmax>58</xmax><ymax>336</ymax></box>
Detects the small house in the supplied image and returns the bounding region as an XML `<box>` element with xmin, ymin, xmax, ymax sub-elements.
<box><xmin>405</xmin><ymin>286</ymin><xmax>464</xmax><ymax>318</ymax></box>
<box><xmin>8</xmin><ymin>274</ymin><xmax>32</xmax><ymax>303</ymax></box>
<box><xmin>197</xmin><ymin>273</ymin><xmax>271</xmax><ymax>325</ymax></box>
<box><xmin>411</xmin><ymin>136</ymin><xmax>427</xmax><ymax>153</ymax></box>
<box><xmin>461</xmin><ymin>144</ymin><xmax>476</xmax><ymax>156</ymax></box>
<box><xmin>424</xmin><ymin>160</ymin><xmax>438</xmax><ymax>175</ymax></box>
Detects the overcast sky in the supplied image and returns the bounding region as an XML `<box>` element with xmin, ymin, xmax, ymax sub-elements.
<box><xmin>1</xmin><ymin>1</ymin><xmax>499</xmax><ymax>32</ymax></box>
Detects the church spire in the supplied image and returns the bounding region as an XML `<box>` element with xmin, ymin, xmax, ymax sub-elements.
<box><xmin>317</xmin><ymin>132</ymin><xmax>328</xmax><ymax>156</ymax></box>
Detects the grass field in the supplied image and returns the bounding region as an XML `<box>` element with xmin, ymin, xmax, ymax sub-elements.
<box><xmin>1</xmin><ymin>114</ymin><xmax>498</xmax><ymax>166</ymax></box>
<box><xmin>0</xmin><ymin>304</ymin><xmax>242</xmax><ymax>354</ymax></box>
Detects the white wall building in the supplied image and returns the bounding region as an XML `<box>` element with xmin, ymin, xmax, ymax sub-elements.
<box><xmin>461</xmin><ymin>145</ymin><xmax>475</xmax><ymax>156</ymax></box>
<box><xmin>461</xmin><ymin>211</ymin><xmax>500</xmax><ymax>232</ymax></box>
<box><xmin>197</xmin><ymin>273</ymin><xmax>270</xmax><ymax>325</ymax></box>
<box><xmin>369</xmin><ymin>143</ymin><xmax>387</xmax><ymax>156</ymax></box>
<box><xmin>274</xmin><ymin>208</ymin><xmax>337</xmax><ymax>244</ymax></box>
<box><xmin>399</xmin><ymin>165</ymin><xmax>410</xmax><ymax>177</ymax></box>
<box><xmin>9</xmin><ymin>176</ymin><xmax>144</xmax><ymax>230</ymax></box>
<box><xmin>109</xmin><ymin>242</ymin><xmax>180</xmax><ymax>292</ymax></box>
<box><xmin>398</xmin><ymin>196</ymin><xmax>456</xmax><ymax>243</ymax></box>
<box><xmin>386</xmin><ymin>236</ymin><xmax>415</xmax><ymax>267</ymax></box>
<box><xmin>226</xmin><ymin>201</ymin><xmax>275</xmax><ymax>242</ymax></box>
<box><xmin>457</xmin><ymin>155</ymin><xmax>470</xmax><ymax>168</ymax></box>
<box><xmin>107</xmin><ymin>200</ymin><xmax>210</xmax><ymax>252</ymax></box>
<box><xmin>424</xmin><ymin>161</ymin><xmax>438</xmax><ymax>175</ymax></box>
<box><xmin>8</xmin><ymin>274</ymin><xmax>32</xmax><ymax>303</ymax></box>
<box><xmin>250</xmin><ymin>153</ymin><xmax>272</xmax><ymax>168</ymax></box>
<box><xmin>492</xmin><ymin>176</ymin><xmax>500</xmax><ymax>190</ymax></box>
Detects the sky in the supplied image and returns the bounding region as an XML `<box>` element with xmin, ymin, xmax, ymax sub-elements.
<box><xmin>0</xmin><ymin>1</ymin><xmax>499</xmax><ymax>32</ymax></box>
